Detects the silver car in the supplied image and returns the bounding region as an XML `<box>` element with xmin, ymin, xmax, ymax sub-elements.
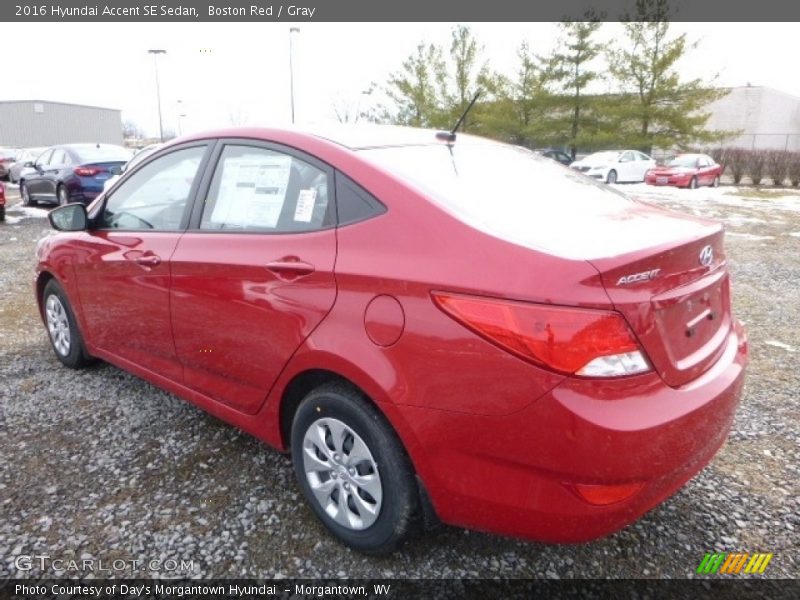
<box><xmin>8</xmin><ymin>147</ymin><xmax>47</xmax><ymax>183</ymax></box>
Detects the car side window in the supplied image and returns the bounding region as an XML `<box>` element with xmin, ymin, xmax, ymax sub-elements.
<box><xmin>99</xmin><ymin>146</ymin><xmax>205</xmax><ymax>231</ymax></box>
<box><xmin>36</xmin><ymin>149</ymin><xmax>53</xmax><ymax>167</ymax></box>
<box><xmin>200</xmin><ymin>145</ymin><xmax>333</xmax><ymax>233</ymax></box>
<box><xmin>49</xmin><ymin>149</ymin><xmax>67</xmax><ymax>165</ymax></box>
<box><xmin>335</xmin><ymin>172</ymin><xmax>386</xmax><ymax>226</ymax></box>
<box><xmin>635</xmin><ymin>151</ymin><xmax>650</xmax><ymax>161</ymax></box>
<box><xmin>620</xmin><ymin>151</ymin><xmax>634</xmax><ymax>162</ymax></box>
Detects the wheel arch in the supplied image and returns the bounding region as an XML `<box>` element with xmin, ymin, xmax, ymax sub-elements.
<box><xmin>275</xmin><ymin>365</ymin><xmax>441</xmax><ymax>530</ymax></box>
<box><xmin>35</xmin><ymin>270</ymin><xmax>56</xmax><ymax>321</ymax></box>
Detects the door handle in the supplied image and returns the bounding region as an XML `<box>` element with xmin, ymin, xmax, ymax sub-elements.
<box><xmin>266</xmin><ymin>258</ymin><xmax>315</xmax><ymax>280</ymax></box>
<box><xmin>135</xmin><ymin>254</ymin><xmax>162</xmax><ymax>267</ymax></box>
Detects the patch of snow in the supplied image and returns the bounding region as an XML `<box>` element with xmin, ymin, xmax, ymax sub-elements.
<box><xmin>724</xmin><ymin>214</ymin><xmax>767</xmax><ymax>227</ymax></box>
<box><xmin>3</xmin><ymin>202</ymin><xmax>49</xmax><ymax>223</ymax></box>
<box><xmin>620</xmin><ymin>183</ymin><xmax>800</xmax><ymax>212</ymax></box>
<box><xmin>764</xmin><ymin>340</ymin><xmax>796</xmax><ymax>353</ymax></box>
<box><xmin>789</xmin><ymin>232</ymin><xmax>800</xmax><ymax>238</ymax></box>
<box><xmin>726</xmin><ymin>232</ymin><xmax>775</xmax><ymax>240</ymax></box>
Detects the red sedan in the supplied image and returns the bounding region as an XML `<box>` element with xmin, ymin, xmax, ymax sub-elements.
<box><xmin>36</xmin><ymin>127</ymin><xmax>747</xmax><ymax>554</ymax></box>
<box><xmin>645</xmin><ymin>153</ymin><xmax>723</xmax><ymax>189</ymax></box>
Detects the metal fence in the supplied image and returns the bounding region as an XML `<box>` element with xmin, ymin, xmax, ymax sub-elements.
<box><xmin>725</xmin><ymin>133</ymin><xmax>800</xmax><ymax>151</ymax></box>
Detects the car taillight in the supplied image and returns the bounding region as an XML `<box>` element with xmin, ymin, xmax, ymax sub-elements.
<box><xmin>431</xmin><ymin>292</ymin><xmax>651</xmax><ymax>377</ymax></box>
<box><xmin>74</xmin><ymin>166</ymin><xmax>105</xmax><ymax>176</ymax></box>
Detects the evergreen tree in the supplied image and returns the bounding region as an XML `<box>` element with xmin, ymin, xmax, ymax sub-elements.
<box><xmin>381</xmin><ymin>42</ymin><xmax>448</xmax><ymax>128</ymax></box>
<box><xmin>443</xmin><ymin>25</ymin><xmax>488</xmax><ymax>131</ymax></box>
<box><xmin>546</xmin><ymin>13</ymin><xmax>606</xmax><ymax>158</ymax></box>
<box><xmin>607</xmin><ymin>0</ymin><xmax>728</xmax><ymax>153</ymax></box>
<box><xmin>477</xmin><ymin>41</ymin><xmax>556</xmax><ymax>147</ymax></box>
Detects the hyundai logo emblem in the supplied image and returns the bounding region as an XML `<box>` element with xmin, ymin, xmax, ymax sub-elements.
<box><xmin>699</xmin><ymin>245</ymin><xmax>714</xmax><ymax>267</ymax></box>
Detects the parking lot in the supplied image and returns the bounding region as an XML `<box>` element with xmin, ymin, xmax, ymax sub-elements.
<box><xmin>0</xmin><ymin>182</ymin><xmax>798</xmax><ymax>579</ymax></box>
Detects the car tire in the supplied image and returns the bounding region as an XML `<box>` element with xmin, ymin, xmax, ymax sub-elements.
<box><xmin>57</xmin><ymin>185</ymin><xmax>69</xmax><ymax>206</ymax></box>
<box><xmin>689</xmin><ymin>177</ymin><xmax>698</xmax><ymax>189</ymax></box>
<box><xmin>291</xmin><ymin>382</ymin><xmax>421</xmax><ymax>554</ymax></box>
<box><xmin>606</xmin><ymin>170</ymin><xmax>617</xmax><ymax>184</ymax></box>
<box><xmin>0</xmin><ymin>206</ymin><xmax>4</xmax><ymax>221</ymax></box>
<box><xmin>42</xmin><ymin>279</ymin><xmax>93</xmax><ymax>369</ymax></box>
<box><xmin>712</xmin><ymin>175</ymin><xmax>720</xmax><ymax>188</ymax></box>
<box><xmin>20</xmin><ymin>182</ymin><xmax>34</xmax><ymax>206</ymax></box>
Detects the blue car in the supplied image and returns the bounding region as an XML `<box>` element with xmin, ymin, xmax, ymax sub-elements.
<box><xmin>20</xmin><ymin>143</ymin><xmax>131</xmax><ymax>206</ymax></box>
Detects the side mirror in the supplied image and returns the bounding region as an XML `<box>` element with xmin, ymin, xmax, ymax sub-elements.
<box><xmin>24</xmin><ymin>161</ymin><xmax>34</xmax><ymax>168</ymax></box>
<box><xmin>49</xmin><ymin>203</ymin><xmax>88</xmax><ymax>232</ymax></box>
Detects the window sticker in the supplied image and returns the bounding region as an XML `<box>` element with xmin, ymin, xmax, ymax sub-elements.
<box><xmin>210</xmin><ymin>155</ymin><xmax>292</xmax><ymax>228</ymax></box>
<box><xmin>293</xmin><ymin>188</ymin><xmax>317</xmax><ymax>223</ymax></box>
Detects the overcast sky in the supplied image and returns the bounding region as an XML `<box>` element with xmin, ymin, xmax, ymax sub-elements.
<box><xmin>3</xmin><ymin>22</ymin><xmax>796</xmax><ymax>138</ymax></box>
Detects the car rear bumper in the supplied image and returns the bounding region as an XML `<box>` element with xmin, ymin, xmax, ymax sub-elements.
<box><xmin>401</xmin><ymin>324</ymin><xmax>747</xmax><ymax>542</ymax></box>
<box><xmin>645</xmin><ymin>174</ymin><xmax>693</xmax><ymax>186</ymax></box>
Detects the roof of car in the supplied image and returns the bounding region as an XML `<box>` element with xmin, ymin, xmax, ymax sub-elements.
<box><xmin>309</xmin><ymin>124</ymin><xmax>483</xmax><ymax>149</ymax></box>
<box><xmin>180</xmin><ymin>124</ymin><xmax>495</xmax><ymax>151</ymax></box>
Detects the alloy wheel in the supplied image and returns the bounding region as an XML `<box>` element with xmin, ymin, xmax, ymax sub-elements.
<box><xmin>45</xmin><ymin>294</ymin><xmax>71</xmax><ymax>356</ymax></box>
<box><xmin>301</xmin><ymin>417</ymin><xmax>383</xmax><ymax>530</ymax></box>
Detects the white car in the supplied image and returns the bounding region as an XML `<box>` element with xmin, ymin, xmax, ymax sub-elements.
<box><xmin>569</xmin><ymin>150</ymin><xmax>655</xmax><ymax>184</ymax></box>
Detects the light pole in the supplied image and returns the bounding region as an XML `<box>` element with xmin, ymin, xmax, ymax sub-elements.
<box><xmin>148</xmin><ymin>49</ymin><xmax>167</xmax><ymax>141</ymax></box>
<box><xmin>289</xmin><ymin>27</ymin><xmax>299</xmax><ymax>124</ymax></box>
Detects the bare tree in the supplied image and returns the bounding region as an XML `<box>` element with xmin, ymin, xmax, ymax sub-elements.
<box><xmin>228</xmin><ymin>107</ymin><xmax>249</xmax><ymax>126</ymax></box>
<box><xmin>122</xmin><ymin>120</ymin><xmax>143</xmax><ymax>139</ymax></box>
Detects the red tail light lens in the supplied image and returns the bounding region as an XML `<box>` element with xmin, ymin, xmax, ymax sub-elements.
<box><xmin>74</xmin><ymin>166</ymin><xmax>105</xmax><ymax>177</ymax></box>
<box><xmin>432</xmin><ymin>292</ymin><xmax>649</xmax><ymax>376</ymax></box>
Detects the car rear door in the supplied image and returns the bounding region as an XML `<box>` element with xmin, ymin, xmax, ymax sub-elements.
<box><xmin>169</xmin><ymin>140</ymin><xmax>338</xmax><ymax>414</ymax></box>
<box><xmin>617</xmin><ymin>151</ymin><xmax>636</xmax><ymax>181</ymax></box>
<box><xmin>633</xmin><ymin>151</ymin><xmax>653</xmax><ymax>181</ymax></box>
<box><xmin>72</xmin><ymin>143</ymin><xmax>211</xmax><ymax>381</ymax></box>
<box><xmin>698</xmin><ymin>156</ymin><xmax>714</xmax><ymax>185</ymax></box>
<box><xmin>42</xmin><ymin>148</ymin><xmax>69</xmax><ymax>198</ymax></box>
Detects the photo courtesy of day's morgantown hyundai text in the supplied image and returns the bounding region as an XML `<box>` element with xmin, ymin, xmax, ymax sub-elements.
<box><xmin>35</xmin><ymin>125</ymin><xmax>748</xmax><ymax>554</ymax></box>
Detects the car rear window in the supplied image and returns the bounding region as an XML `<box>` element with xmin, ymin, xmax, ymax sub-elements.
<box><xmin>360</xmin><ymin>142</ymin><xmax>634</xmax><ymax>249</ymax></box>
<box><xmin>74</xmin><ymin>145</ymin><xmax>131</xmax><ymax>163</ymax></box>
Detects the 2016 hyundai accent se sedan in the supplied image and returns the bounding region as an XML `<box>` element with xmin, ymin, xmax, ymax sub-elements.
<box><xmin>36</xmin><ymin>126</ymin><xmax>748</xmax><ymax>554</ymax></box>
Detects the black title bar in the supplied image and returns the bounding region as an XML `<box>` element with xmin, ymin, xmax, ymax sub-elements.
<box><xmin>1</xmin><ymin>578</ymin><xmax>798</xmax><ymax>600</ymax></box>
<box><xmin>3</xmin><ymin>0</ymin><xmax>800</xmax><ymax>22</ymax></box>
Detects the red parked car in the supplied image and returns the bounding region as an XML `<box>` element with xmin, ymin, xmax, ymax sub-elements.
<box><xmin>645</xmin><ymin>153</ymin><xmax>723</xmax><ymax>189</ymax></box>
<box><xmin>36</xmin><ymin>127</ymin><xmax>747</xmax><ymax>554</ymax></box>
<box><xmin>0</xmin><ymin>181</ymin><xmax>5</xmax><ymax>221</ymax></box>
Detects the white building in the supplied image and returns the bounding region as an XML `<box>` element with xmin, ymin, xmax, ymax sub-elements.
<box><xmin>705</xmin><ymin>85</ymin><xmax>800</xmax><ymax>150</ymax></box>
<box><xmin>0</xmin><ymin>100</ymin><xmax>122</xmax><ymax>147</ymax></box>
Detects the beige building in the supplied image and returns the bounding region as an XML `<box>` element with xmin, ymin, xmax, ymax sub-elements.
<box><xmin>705</xmin><ymin>85</ymin><xmax>800</xmax><ymax>150</ymax></box>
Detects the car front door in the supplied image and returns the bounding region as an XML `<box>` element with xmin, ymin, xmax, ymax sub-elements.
<box><xmin>26</xmin><ymin>149</ymin><xmax>53</xmax><ymax>197</ymax></box>
<box><xmin>72</xmin><ymin>143</ymin><xmax>210</xmax><ymax>381</ymax></box>
<box><xmin>169</xmin><ymin>141</ymin><xmax>338</xmax><ymax>414</ymax></box>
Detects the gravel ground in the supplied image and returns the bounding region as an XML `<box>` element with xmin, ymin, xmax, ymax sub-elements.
<box><xmin>0</xmin><ymin>183</ymin><xmax>798</xmax><ymax>580</ymax></box>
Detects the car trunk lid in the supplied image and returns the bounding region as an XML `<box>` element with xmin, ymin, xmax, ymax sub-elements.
<box><xmin>590</xmin><ymin>225</ymin><xmax>731</xmax><ymax>387</ymax></box>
